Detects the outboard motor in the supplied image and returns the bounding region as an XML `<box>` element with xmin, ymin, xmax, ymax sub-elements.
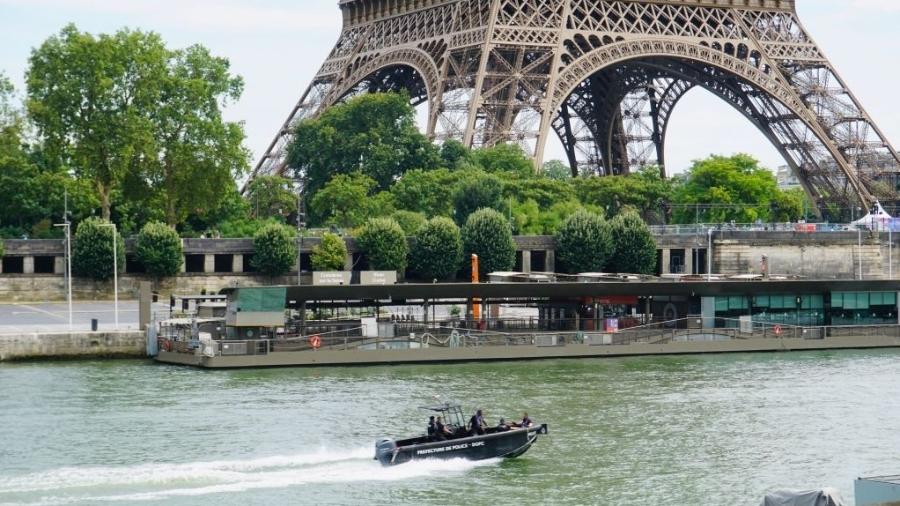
<box><xmin>374</xmin><ymin>438</ymin><xmax>398</xmax><ymax>466</ymax></box>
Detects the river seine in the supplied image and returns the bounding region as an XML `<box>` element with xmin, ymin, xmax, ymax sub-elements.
<box><xmin>2</xmin><ymin>350</ymin><xmax>900</xmax><ymax>505</ymax></box>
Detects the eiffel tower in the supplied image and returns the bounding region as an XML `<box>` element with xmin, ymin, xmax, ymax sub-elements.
<box><xmin>254</xmin><ymin>0</ymin><xmax>900</xmax><ymax>213</ymax></box>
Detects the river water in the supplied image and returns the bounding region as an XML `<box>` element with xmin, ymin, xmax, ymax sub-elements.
<box><xmin>2</xmin><ymin>350</ymin><xmax>900</xmax><ymax>505</ymax></box>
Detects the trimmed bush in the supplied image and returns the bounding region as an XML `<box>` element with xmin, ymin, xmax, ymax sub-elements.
<box><xmin>461</xmin><ymin>208</ymin><xmax>515</xmax><ymax>278</ymax></box>
<box><xmin>251</xmin><ymin>223</ymin><xmax>297</xmax><ymax>276</ymax></box>
<box><xmin>356</xmin><ymin>218</ymin><xmax>408</xmax><ymax>273</ymax></box>
<box><xmin>134</xmin><ymin>221</ymin><xmax>183</xmax><ymax>279</ymax></box>
<box><xmin>606</xmin><ymin>210</ymin><xmax>658</xmax><ymax>275</ymax></box>
<box><xmin>410</xmin><ymin>217</ymin><xmax>462</xmax><ymax>280</ymax></box>
<box><xmin>311</xmin><ymin>232</ymin><xmax>348</xmax><ymax>271</ymax></box>
<box><xmin>72</xmin><ymin>217</ymin><xmax>125</xmax><ymax>281</ymax></box>
<box><xmin>554</xmin><ymin>210</ymin><xmax>611</xmax><ymax>274</ymax></box>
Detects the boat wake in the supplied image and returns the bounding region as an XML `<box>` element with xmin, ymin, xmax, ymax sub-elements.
<box><xmin>0</xmin><ymin>448</ymin><xmax>498</xmax><ymax>505</ymax></box>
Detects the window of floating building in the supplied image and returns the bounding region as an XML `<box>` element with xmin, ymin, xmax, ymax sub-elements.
<box><xmin>751</xmin><ymin>294</ymin><xmax>824</xmax><ymax>326</ymax></box>
<box><xmin>184</xmin><ymin>254</ymin><xmax>205</xmax><ymax>273</ymax></box>
<box><xmin>831</xmin><ymin>291</ymin><xmax>897</xmax><ymax>325</ymax></box>
<box><xmin>214</xmin><ymin>254</ymin><xmax>233</xmax><ymax>273</ymax></box>
<box><xmin>2</xmin><ymin>256</ymin><xmax>24</xmax><ymax>274</ymax></box>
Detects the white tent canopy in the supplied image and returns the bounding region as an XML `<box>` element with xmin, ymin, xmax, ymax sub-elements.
<box><xmin>851</xmin><ymin>202</ymin><xmax>893</xmax><ymax>230</ymax></box>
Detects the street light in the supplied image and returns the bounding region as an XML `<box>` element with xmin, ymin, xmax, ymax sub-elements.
<box><xmin>53</xmin><ymin>222</ymin><xmax>72</xmax><ymax>330</ymax></box>
<box><xmin>100</xmin><ymin>223</ymin><xmax>119</xmax><ymax>329</ymax></box>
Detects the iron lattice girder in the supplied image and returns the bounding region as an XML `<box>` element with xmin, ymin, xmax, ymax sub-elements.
<box><xmin>253</xmin><ymin>0</ymin><xmax>900</xmax><ymax>211</ymax></box>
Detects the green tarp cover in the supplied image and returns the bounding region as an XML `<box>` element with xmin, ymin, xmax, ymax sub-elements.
<box><xmin>236</xmin><ymin>287</ymin><xmax>286</xmax><ymax>312</ymax></box>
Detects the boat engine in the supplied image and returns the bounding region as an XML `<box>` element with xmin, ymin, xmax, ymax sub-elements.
<box><xmin>375</xmin><ymin>438</ymin><xmax>398</xmax><ymax>465</ymax></box>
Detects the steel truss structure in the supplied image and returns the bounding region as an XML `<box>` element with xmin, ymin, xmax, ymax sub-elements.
<box><xmin>254</xmin><ymin>0</ymin><xmax>900</xmax><ymax>212</ymax></box>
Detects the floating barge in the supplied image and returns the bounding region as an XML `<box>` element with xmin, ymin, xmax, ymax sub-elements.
<box><xmin>153</xmin><ymin>280</ymin><xmax>900</xmax><ymax>369</ymax></box>
<box><xmin>856</xmin><ymin>476</ymin><xmax>900</xmax><ymax>506</ymax></box>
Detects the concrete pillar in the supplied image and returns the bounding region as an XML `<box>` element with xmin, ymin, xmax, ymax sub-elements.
<box><xmin>344</xmin><ymin>254</ymin><xmax>353</xmax><ymax>271</ymax></box>
<box><xmin>545</xmin><ymin>250</ymin><xmax>555</xmax><ymax>273</ymax></box>
<box><xmin>684</xmin><ymin>248</ymin><xmax>694</xmax><ymax>275</ymax></box>
<box><xmin>204</xmin><ymin>254</ymin><xmax>215</xmax><ymax>273</ymax></box>
<box><xmin>233</xmin><ymin>254</ymin><xmax>244</xmax><ymax>273</ymax></box>
<box><xmin>522</xmin><ymin>250</ymin><xmax>532</xmax><ymax>273</ymax></box>
<box><xmin>23</xmin><ymin>256</ymin><xmax>34</xmax><ymax>274</ymax></box>
<box><xmin>180</xmin><ymin>255</ymin><xmax>187</xmax><ymax>273</ymax></box>
<box><xmin>54</xmin><ymin>256</ymin><xmax>65</xmax><ymax>275</ymax></box>
<box><xmin>661</xmin><ymin>249</ymin><xmax>671</xmax><ymax>275</ymax></box>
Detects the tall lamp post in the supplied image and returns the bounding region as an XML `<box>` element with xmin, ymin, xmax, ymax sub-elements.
<box><xmin>100</xmin><ymin>223</ymin><xmax>119</xmax><ymax>329</ymax></box>
<box><xmin>53</xmin><ymin>222</ymin><xmax>72</xmax><ymax>330</ymax></box>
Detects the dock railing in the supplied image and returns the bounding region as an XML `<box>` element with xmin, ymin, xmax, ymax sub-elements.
<box><xmin>157</xmin><ymin>319</ymin><xmax>900</xmax><ymax>357</ymax></box>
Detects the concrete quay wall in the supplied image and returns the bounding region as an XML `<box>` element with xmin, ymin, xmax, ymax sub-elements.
<box><xmin>0</xmin><ymin>330</ymin><xmax>146</xmax><ymax>362</ymax></box>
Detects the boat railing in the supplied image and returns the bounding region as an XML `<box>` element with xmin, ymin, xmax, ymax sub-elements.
<box><xmin>157</xmin><ymin>321</ymin><xmax>900</xmax><ymax>357</ymax></box>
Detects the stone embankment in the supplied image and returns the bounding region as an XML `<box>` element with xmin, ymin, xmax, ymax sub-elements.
<box><xmin>0</xmin><ymin>331</ymin><xmax>146</xmax><ymax>362</ymax></box>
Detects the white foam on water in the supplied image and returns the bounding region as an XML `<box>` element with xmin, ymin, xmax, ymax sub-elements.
<box><xmin>0</xmin><ymin>448</ymin><xmax>498</xmax><ymax>505</ymax></box>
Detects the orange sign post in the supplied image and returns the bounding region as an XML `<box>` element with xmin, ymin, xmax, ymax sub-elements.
<box><xmin>471</xmin><ymin>254</ymin><xmax>481</xmax><ymax>321</ymax></box>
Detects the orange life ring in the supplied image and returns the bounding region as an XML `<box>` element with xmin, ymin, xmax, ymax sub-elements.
<box><xmin>310</xmin><ymin>335</ymin><xmax>322</xmax><ymax>349</ymax></box>
<box><xmin>773</xmin><ymin>325</ymin><xmax>782</xmax><ymax>336</ymax></box>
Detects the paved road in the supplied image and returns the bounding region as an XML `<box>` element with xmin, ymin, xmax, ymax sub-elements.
<box><xmin>0</xmin><ymin>301</ymin><xmax>171</xmax><ymax>334</ymax></box>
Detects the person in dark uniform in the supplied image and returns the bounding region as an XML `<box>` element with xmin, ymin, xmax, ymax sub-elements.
<box><xmin>469</xmin><ymin>409</ymin><xmax>486</xmax><ymax>436</ymax></box>
<box><xmin>435</xmin><ymin>416</ymin><xmax>451</xmax><ymax>440</ymax></box>
<box><xmin>427</xmin><ymin>415</ymin><xmax>436</xmax><ymax>440</ymax></box>
<box><xmin>496</xmin><ymin>418</ymin><xmax>510</xmax><ymax>432</ymax></box>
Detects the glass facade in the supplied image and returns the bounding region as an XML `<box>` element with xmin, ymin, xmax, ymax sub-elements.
<box><xmin>830</xmin><ymin>291</ymin><xmax>897</xmax><ymax>326</ymax></box>
<box><xmin>715</xmin><ymin>294</ymin><xmax>825</xmax><ymax>327</ymax></box>
<box><xmin>713</xmin><ymin>291</ymin><xmax>898</xmax><ymax>327</ymax></box>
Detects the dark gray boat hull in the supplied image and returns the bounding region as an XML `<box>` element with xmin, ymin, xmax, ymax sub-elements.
<box><xmin>375</xmin><ymin>424</ymin><xmax>548</xmax><ymax>466</ymax></box>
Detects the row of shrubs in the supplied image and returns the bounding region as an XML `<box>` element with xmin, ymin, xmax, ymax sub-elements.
<box><xmin>7</xmin><ymin>208</ymin><xmax>657</xmax><ymax>281</ymax></box>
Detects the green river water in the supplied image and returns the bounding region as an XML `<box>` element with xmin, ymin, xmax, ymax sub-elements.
<box><xmin>1</xmin><ymin>350</ymin><xmax>900</xmax><ymax>505</ymax></box>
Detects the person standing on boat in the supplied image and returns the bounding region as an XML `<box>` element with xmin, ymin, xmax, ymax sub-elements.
<box><xmin>435</xmin><ymin>416</ymin><xmax>452</xmax><ymax>440</ymax></box>
<box><xmin>427</xmin><ymin>415</ymin><xmax>436</xmax><ymax>440</ymax></box>
<box><xmin>469</xmin><ymin>409</ymin><xmax>486</xmax><ymax>436</ymax></box>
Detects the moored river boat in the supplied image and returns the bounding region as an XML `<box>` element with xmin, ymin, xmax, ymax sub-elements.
<box><xmin>374</xmin><ymin>403</ymin><xmax>548</xmax><ymax>466</ymax></box>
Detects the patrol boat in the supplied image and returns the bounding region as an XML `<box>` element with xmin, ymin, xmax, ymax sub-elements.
<box><xmin>374</xmin><ymin>403</ymin><xmax>548</xmax><ymax>466</ymax></box>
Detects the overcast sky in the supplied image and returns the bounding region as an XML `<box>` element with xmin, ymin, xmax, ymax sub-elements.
<box><xmin>0</xmin><ymin>0</ymin><xmax>898</xmax><ymax>174</ymax></box>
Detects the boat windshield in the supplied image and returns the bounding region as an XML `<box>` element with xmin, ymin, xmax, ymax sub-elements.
<box><xmin>419</xmin><ymin>403</ymin><xmax>466</xmax><ymax>429</ymax></box>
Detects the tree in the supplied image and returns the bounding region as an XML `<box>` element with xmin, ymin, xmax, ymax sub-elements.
<box><xmin>287</xmin><ymin>92</ymin><xmax>440</xmax><ymax>199</ymax></box>
<box><xmin>27</xmin><ymin>25</ymin><xmax>166</xmax><ymax>221</ymax></box>
<box><xmin>356</xmin><ymin>218</ymin><xmax>409</xmax><ymax>273</ymax></box>
<box><xmin>576</xmin><ymin>166</ymin><xmax>672</xmax><ymax>223</ymax></box>
<box><xmin>472</xmin><ymin>144</ymin><xmax>534</xmax><ymax>177</ymax></box>
<box><xmin>310</xmin><ymin>173</ymin><xmax>394</xmax><ymax>229</ymax></box>
<box><xmin>504</xmin><ymin>177</ymin><xmax>576</xmax><ymax>208</ymax></box>
<box><xmin>72</xmin><ymin>217</ymin><xmax>125</xmax><ymax>280</ymax></box>
<box><xmin>390</xmin><ymin>168</ymin><xmax>461</xmax><ymax>218</ymax></box>
<box><xmin>440</xmin><ymin>139</ymin><xmax>473</xmax><ymax>169</ymax></box>
<box><xmin>461</xmin><ymin>208</ymin><xmax>516</xmax><ymax>278</ymax></box>
<box><xmin>554</xmin><ymin>209</ymin><xmax>611</xmax><ymax>274</ymax></box>
<box><xmin>134</xmin><ymin>221</ymin><xmax>183</xmax><ymax>279</ymax></box>
<box><xmin>543</xmin><ymin>159</ymin><xmax>572</xmax><ymax>181</ymax></box>
<box><xmin>147</xmin><ymin>43</ymin><xmax>249</xmax><ymax>226</ymax></box>
<box><xmin>391</xmin><ymin>210</ymin><xmax>427</xmax><ymax>235</ymax></box>
<box><xmin>311</xmin><ymin>232</ymin><xmax>348</xmax><ymax>271</ymax></box>
<box><xmin>453</xmin><ymin>172</ymin><xmax>503</xmax><ymax>225</ymax></box>
<box><xmin>246</xmin><ymin>175</ymin><xmax>297</xmax><ymax>222</ymax></box>
<box><xmin>410</xmin><ymin>217</ymin><xmax>462</xmax><ymax>280</ymax></box>
<box><xmin>671</xmin><ymin>154</ymin><xmax>786</xmax><ymax>224</ymax></box>
<box><xmin>251</xmin><ymin>223</ymin><xmax>297</xmax><ymax>276</ymax></box>
<box><xmin>606</xmin><ymin>210</ymin><xmax>657</xmax><ymax>275</ymax></box>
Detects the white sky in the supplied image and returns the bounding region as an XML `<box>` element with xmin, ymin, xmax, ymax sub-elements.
<box><xmin>0</xmin><ymin>0</ymin><xmax>898</xmax><ymax>174</ymax></box>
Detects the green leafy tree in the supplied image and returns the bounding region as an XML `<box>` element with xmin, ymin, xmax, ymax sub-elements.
<box><xmin>440</xmin><ymin>139</ymin><xmax>473</xmax><ymax>169</ymax></box>
<box><xmin>671</xmin><ymin>154</ymin><xmax>786</xmax><ymax>224</ymax></box>
<box><xmin>147</xmin><ymin>44</ymin><xmax>248</xmax><ymax>226</ymax></box>
<box><xmin>504</xmin><ymin>177</ymin><xmax>576</xmax><ymax>208</ymax></box>
<box><xmin>134</xmin><ymin>221</ymin><xmax>183</xmax><ymax>279</ymax></box>
<box><xmin>311</xmin><ymin>232</ymin><xmax>348</xmax><ymax>271</ymax></box>
<box><xmin>576</xmin><ymin>166</ymin><xmax>672</xmax><ymax>224</ymax></box>
<box><xmin>390</xmin><ymin>168</ymin><xmax>463</xmax><ymax>218</ymax></box>
<box><xmin>453</xmin><ymin>172</ymin><xmax>503</xmax><ymax>224</ymax></box>
<box><xmin>72</xmin><ymin>217</ymin><xmax>125</xmax><ymax>280</ymax></box>
<box><xmin>410</xmin><ymin>217</ymin><xmax>462</xmax><ymax>280</ymax></box>
<box><xmin>462</xmin><ymin>208</ymin><xmax>516</xmax><ymax>278</ymax></box>
<box><xmin>246</xmin><ymin>175</ymin><xmax>297</xmax><ymax>222</ymax></box>
<box><xmin>554</xmin><ymin>209</ymin><xmax>611</xmax><ymax>274</ymax></box>
<box><xmin>543</xmin><ymin>159</ymin><xmax>572</xmax><ymax>181</ymax></box>
<box><xmin>311</xmin><ymin>173</ymin><xmax>394</xmax><ymax>229</ymax></box>
<box><xmin>606</xmin><ymin>210</ymin><xmax>657</xmax><ymax>275</ymax></box>
<box><xmin>287</xmin><ymin>92</ymin><xmax>440</xmax><ymax>198</ymax></box>
<box><xmin>391</xmin><ymin>210</ymin><xmax>427</xmax><ymax>235</ymax></box>
<box><xmin>217</xmin><ymin>217</ymin><xmax>282</xmax><ymax>238</ymax></box>
<box><xmin>27</xmin><ymin>25</ymin><xmax>167</xmax><ymax>221</ymax></box>
<box><xmin>472</xmin><ymin>144</ymin><xmax>534</xmax><ymax>177</ymax></box>
<box><xmin>356</xmin><ymin>218</ymin><xmax>409</xmax><ymax>273</ymax></box>
<box><xmin>251</xmin><ymin>223</ymin><xmax>297</xmax><ymax>276</ymax></box>
<box><xmin>770</xmin><ymin>188</ymin><xmax>807</xmax><ymax>223</ymax></box>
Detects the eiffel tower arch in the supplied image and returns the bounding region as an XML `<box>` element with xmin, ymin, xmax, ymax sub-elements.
<box><xmin>254</xmin><ymin>0</ymin><xmax>900</xmax><ymax>214</ymax></box>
